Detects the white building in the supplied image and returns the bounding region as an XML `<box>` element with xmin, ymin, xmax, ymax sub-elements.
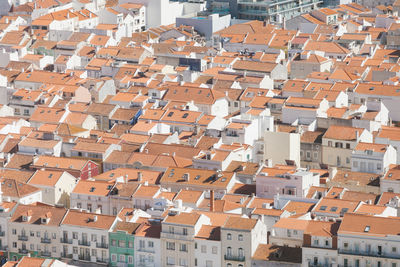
<box><xmin>256</xmin><ymin>170</ymin><xmax>320</xmax><ymax>199</ymax></box>
<box><xmin>27</xmin><ymin>170</ymin><xmax>77</xmax><ymax>208</ymax></box>
<box><xmin>351</xmin><ymin>142</ymin><xmax>397</xmax><ymax>174</ymax></box>
<box><xmin>337</xmin><ymin>213</ymin><xmax>400</xmax><ymax>267</ymax></box>
<box><xmin>134</xmin><ymin>220</ymin><xmax>161</xmax><ymax>267</ymax></box>
<box><xmin>60</xmin><ymin>210</ymin><xmax>118</xmax><ymax>264</ymax></box>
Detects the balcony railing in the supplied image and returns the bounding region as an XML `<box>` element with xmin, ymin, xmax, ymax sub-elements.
<box><xmin>224</xmin><ymin>255</ymin><xmax>245</xmax><ymax>261</ymax></box>
<box><xmin>18</xmin><ymin>248</ymin><xmax>28</xmax><ymax>254</ymax></box>
<box><xmin>60</xmin><ymin>252</ymin><xmax>73</xmax><ymax>258</ymax></box>
<box><xmin>339</xmin><ymin>249</ymin><xmax>400</xmax><ymax>260</ymax></box>
<box><xmin>40</xmin><ymin>251</ymin><xmax>51</xmax><ymax>257</ymax></box>
<box><xmin>60</xmin><ymin>238</ymin><xmax>72</xmax><ymax>244</ymax></box>
<box><xmin>41</xmin><ymin>237</ymin><xmax>51</xmax><ymax>244</ymax></box>
<box><xmin>78</xmin><ymin>254</ymin><xmax>91</xmax><ymax>261</ymax></box>
<box><xmin>160</xmin><ymin>232</ymin><xmax>192</xmax><ymax>241</ymax></box>
<box><xmin>96</xmin><ymin>257</ymin><xmax>108</xmax><ymax>263</ymax></box>
<box><xmin>18</xmin><ymin>235</ymin><xmax>28</xmax><ymax>241</ymax></box>
<box><xmin>78</xmin><ymin>240</ymin><xmax>91</xmax><ymax>246</ymax></box>
<box><xmin>137</xmin><ymin>247</ymin><xmax>155</xmax><ymax>253</ymax></box>
<box><xmin>96</xmin><ymin>242</ymin><xmax>108</xmax><ymax>249</ymax></box>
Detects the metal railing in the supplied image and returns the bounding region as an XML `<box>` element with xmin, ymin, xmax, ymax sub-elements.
<box><xmin>224</xmin><ymin>255</ymin><xmax>245</xmax><ymax>261</ymax></box>
<box><xmin>41</xmin><ymin>237</ymin><xmax>51</xmax><ymax>244</ymax></box>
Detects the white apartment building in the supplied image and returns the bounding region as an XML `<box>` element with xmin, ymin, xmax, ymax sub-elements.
<box><xmin>351</xmin><ymin>143</ymin><xmax>397</xmax><ymax>174</ymax></box>
<box><xmin>194</xmin><ymin>225</ymin><xmax>221</xmax><ymax>267</ymax></box>
<box><xmin>27</xmin><ymin>170</ymin><xmax>77</xmax><ymax>208</ymax></box>
<box><xmin>221</xmin><ymin>217</ymin><xmax>267</xmax><ymax>267</ymax></box>
<box><xmin>160</xmin><ymin>212</ymin><xmax>211</xmax><ymax>267</ymax></box>
<box><xmin>8</xmin><ymin>204</ymin><xmax>68</xmax><ymax>261</ymax></box>
<box><xmin>60</xmin><ymin>210</ymin><xmax>118</xmax><ymax>265</ymax></box>
<box><xmin>134</xmin><ymin>220</ymin><xmax>161</xmax><ymax>267</ymax></box>
<box><xmin>302</xmin><ymin>220</ymin><xmax>339</xmax><ymax>267</ymax></box>
<box><xmin>256</xmin><ymin>170</ymin><xmax>320</xmax><ymax>199</ymax></box>
<box><xmin>338</xmin><ymin>213</ymin><xmax>400</xmax><ymax>267</ymax></box>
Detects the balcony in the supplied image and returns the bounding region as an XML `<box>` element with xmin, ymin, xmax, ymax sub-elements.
<box><xmin>78</xmin><ymin>240</ymin><xmax>91</xmax><ymax>246</ymax></box>
<box><xmin>96</xmin><ymin>242</ymin><xmax>108</xmax><ymax>249</ymax></box>
<box><xmin>0</xmin><ymin>246</ymin><xmax>8</xmax><ymax>251</ymax></box>
<box><xmin>224</xmin><ymin>255</ymin><xmax>245</xmax><ymax>261</ymax></box>
<box><xmin>339</xmin><ymin>249</ymin><xmax>400</xmax><ymax>260</ymax></box>
<box><xmin>160</xmin><ymin>232</ymin><xmax>192</xmax><ymax>241</ymax></box>
<box><xmin>137</xmin><ymin>247</ymin><xmax>155</xmax><ymax>253</ymax></box>
<box><xmin>60</xmin><ymin>237</ymin><xmax>72</xmax><ymax>244</ymax></box>
<box><xmin>96</xmin><ymin>257</ymin><xmax>108</xmax><ymax>264</ymax></box>
<box><xmin>60</xmin><ymin>252</ymin><xmax>73</xmax><ymax>259</ymax></box>
<box><xmin>40</xmin><ymin>251</ymin><xmax>51</xmax><ymax>257</ymax></box>
<box><xmin>41</xmin><ymin>237</ymin><xmax>51</xmax><ymax>244</ymax></box>
<box><xmin>18</xmin><ymin>235</ymin><xmax>28</xmax><ymax>241</ymax></box>
<box><xmin>78</xmin><ymin>254</ymin><xmax>91</xmax><ymax>261</ymax></box>
<box><xmin>0</xmin><ymin>231</ymin><xmax>5</xmax><ymax>236</ymax></box>
<box><xmin>18</xmin><ymin>248</ymin><xmax>29</xmax><ymax>254</ymax></box>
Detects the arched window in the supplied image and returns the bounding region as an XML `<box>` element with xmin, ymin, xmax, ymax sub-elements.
<box><xmin>238</xmin><ymin>248</ymin><xmax>244</xmax><ymax>257</ymax></box>
<box><xmin>227</xmin><ymin>233</ymin><xmax>231</xmax><ymax>240</ymax></box>
<box><xmin>238</xmin><ymin>234</ymin><xmax>243</xmax><ymax>241</ymax></box>
<box><xmin>227</xmin><ymin>247</ymin><xmax>232</xmax><ymax>256</ymax></box>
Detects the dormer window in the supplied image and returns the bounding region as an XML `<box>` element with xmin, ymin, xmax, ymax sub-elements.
<box><xmin>22</xmin><ymin>216</ymin><xmax>28</xmax><ymax>222</ymax></box>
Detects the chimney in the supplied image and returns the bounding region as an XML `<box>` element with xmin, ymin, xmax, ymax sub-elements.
<box><xmin>137</xmin><ymin>171</ymin><xmax>142</xmax><ymax>182</ymax></box>
<box><xmin>210</xmin><ymin>190</ymin><xmax>215</xmax><ymax>212</ymax></box>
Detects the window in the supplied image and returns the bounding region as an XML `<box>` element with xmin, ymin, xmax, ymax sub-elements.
<box><xmin>12</xmin><ymin>229</ymin><xmax>16</xmax><ymax>235</ymax></box>
<box><xmin>52</xmin><ymin>246</ymin><xmax>56</xmax><ymax>252</ymax></box>
<box><xmin>201</xmin><ymin>245</ymin><xmax>206</xmax><ymax>253</ymax></box>
<box><xmin>148</xmin><ymin>241</ymin><xmax>154</xmax><ymax>247</ymax></box>
<box><xmin>128</xmin><ymin>241</ymin><xmax>133</xmax><ymax>248</ymax></box>
<box><xmin>346</xmin><ymin>143</ymin><xmax>350</xmax><ymax>149</ymax></box>
<box><xmin>118</xmin><ymin>240</ymin><xmax>126</xmax><ymax>247</ymax></box>
<box><xmin>227</xmin><ymin>247</ymin><xmax>232</xmax><ymax>256</ymax></box>
<box><xmin>112</xmin><ymin>239</ymin><xmax>116</xmax><ymax>246</ymax></box>
<box><xmin>238</xmin><ymin>248</ymin><xmax>244</xmax><ymax>257</ymax></box>
<box><xmin>179</xmin><ymin>258</ymin><xmax>187</xmax><ymax>267</ymax></box>
<box><xmin>238</xmin><ymin>234</ymin><xmax>243</xmax><ymax>241</ymax></box>
<box><xmin>169</xmin><ymin>226</ymin><xmax>174</xmax><ymax>234</ymax></box>
<box><xmin>377</xmin><ymin>163</ymin><xmax>382</xmax><ymax>170</ymax></box>
<box><xmin>166</xmin><ymin>242</ymin><xmax>175</xmax><ymax>250</ymax></box>
<box><xmin>119</xmin><ymin>254</ymin><xmax>125</xmax><ymax>262</ymax></box>
<box><xmin>227</xmin><ymin>233</ymin><xmax>231</xmax><ymax>240</ymax></box>
<box><xmin>167</xmin><ymin>257</ymin><xmax>175</xmax><ymax>265</ymax></box>
<box><xmin>344</xmin><ymin>242</ymin><xmax>348</xmax><ymax>249</ymax></box>
<box><xmin>392</xmin><ymin>247</ymin><xmax>397</xmax><ymax>253</ymax></box>
<box><xmin>12</xmin><ymin>242</ymin><xmax>16</xmax><ymax>248</ymax></box>
<box><xmin>353</xmin><ymin>161</ymin><xmax>358</xmax><ymax>168</ymax></box>
<box><xmin>328</xmin><ymin>141</ymin><xmax>332</xmax><ymax>147</ymax></box>
<box><xmin>111</xmin><ymin>254</ymin><xmax>117</xmax><ymax>262</ymax></box>
<box><xmin>30</xmin><ymin>231</ymin><xmax>34</xmax><ymax>237</ymax></box>
<box><xmin>128</xmin><ymin>256</ymin><xmax>133</xmax><ymax>264</ymax></box>
<box><xmin>212</xmin><ymin>246</ymin><xmax>217</xmax><ymax>254</ymax></box>
<box><xmin>180</xmin><ymin>243</ymin><xmax>187</xmax><ymax>252</ymax></box>
<box><xmin>314</xmin><ymin>239</ymin><xmax>319</xmax><ymax>246</ymax></box>
<box><xmin>73</xmin><ymin>232</ymin><xmax>78</xmax><ymax>239</ymax></box>
<box><xmin>92</xmin><ymin>249</ymin><xmax>97</xmax><ymax>256</ymax></box>
<box><xmin>73</xmin><ymin>247</ymin><xmax>78</xmax><ymax>254</ymax></box>
<box><xmin>183</xmin><ymin>228</ymin><xmax>188</xmax><ymax>235</ymax></box>
<box><xmin>91</xmin><ymin>234</ymin><xmax>97</xmax><ymax>242</ymax></box>
<box><xmin>346</xmin><ymin>157</ymin><xmax>350</xmax><ymax>164</ymax></box>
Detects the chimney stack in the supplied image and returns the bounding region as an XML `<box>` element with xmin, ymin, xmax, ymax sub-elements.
<box><xmin>210</xmin><ymin>190</ymin><xmax>215</xmax><ymax>212</ymax></box>
<box><xmin>137</xmin><ymin>171</ymin><xmax>142</xmax><ymax>182</ymax></box>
